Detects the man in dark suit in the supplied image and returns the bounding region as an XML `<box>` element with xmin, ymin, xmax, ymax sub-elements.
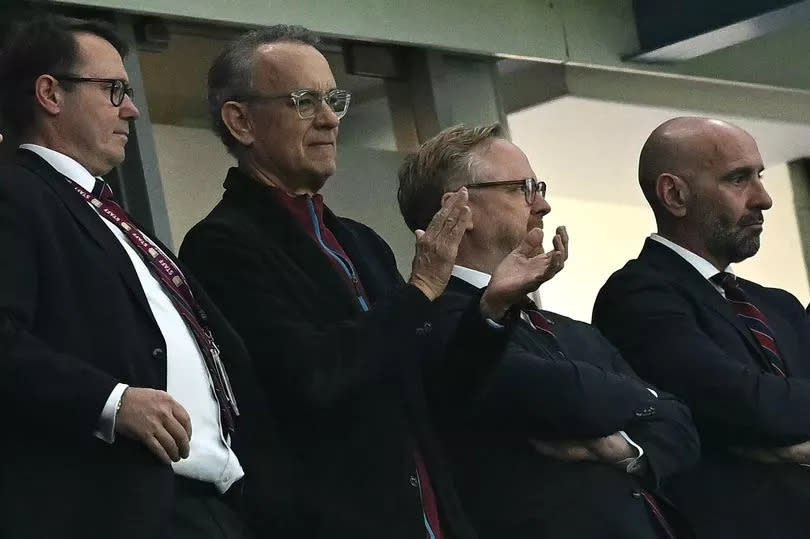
<box><xmin>594</xmin><ymin>116</ymin><xmax>810</xmax><ymax>538</ymax></box>
<box><xmin>396</xmin><ymin>123</ymin><xmax>700</xmax><ymax>538</ymax></box>
<box><xmin>179</xmin><ymin>26</ymin><xmax>563</xmax><ymax>539</ymax></box>
<box><xmin>0</xmin><ymin>16</ymin><xmax>266</xmax><ymax>539</ymax></box>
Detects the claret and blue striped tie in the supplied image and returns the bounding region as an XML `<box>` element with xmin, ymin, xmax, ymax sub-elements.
<box><xmin>712</xmin><ymin>272</ymin><xmax>787</xmax><ymax>377</ymax></box>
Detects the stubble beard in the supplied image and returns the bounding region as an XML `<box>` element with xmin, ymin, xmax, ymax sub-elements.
<box><xmin>701</xmin><ymin>206</ymin><xmax>762</xmax><ymax>265</ymax></box>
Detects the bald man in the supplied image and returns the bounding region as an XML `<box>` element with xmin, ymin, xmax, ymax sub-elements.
<box><xmin>593</xmin><ymin>117</ymin><xmax>810</xmax><ymax>538</ymax></box>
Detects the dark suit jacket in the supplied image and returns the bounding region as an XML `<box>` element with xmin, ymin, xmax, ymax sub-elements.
<box><xmin>0</xmin><ymin>150</ymin><xmax>279</xmax><ymax>538</ymax></box>
<box><xmin>594</xmin><ymin>238</ymin><xmax>810</xmax><ymax>538</ymax></box>
<box><xmin>179</xmin><ymin>167</ymin><xmax>506</xmax><ymax>539</ymax></box>
<box><xmin>434</xmin><ymin>276</ymin><xmax>699</xmax><ymax>539</ymax></box>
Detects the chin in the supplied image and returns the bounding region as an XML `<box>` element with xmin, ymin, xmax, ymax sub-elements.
<box><xmin>304</xmin><ymin>174</ymin><xmax>330</xmax><ymax>193</ymax></box>
<box><xmin>730</xmin><ymin>239</ymin><xmax>761</xmax><ymax>263</ymax></box>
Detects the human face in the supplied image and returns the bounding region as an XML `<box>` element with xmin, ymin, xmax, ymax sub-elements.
<box><xmin>467</xmin><ymin>139</ymin><xmax>551</xmax><ymax>260</ymax></box>
<box><xmin>56</xmin><ymin>32</ymin><xmax>139</xmax><ymax>176</ymax></box>
<box><xmin>686</xmin><ymin>124</ymin><xmax>771</xmax><ymax>267</ymax></box>
<box><xmin>245</xmin><ymin>42</ymin><xmax>340</xmax><ymax>193</ymax></box>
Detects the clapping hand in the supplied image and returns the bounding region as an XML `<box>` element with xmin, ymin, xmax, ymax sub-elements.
<box><xmin>408</xmin><ymin>188</ymin><xmax>473</xmax><ymax>300</ymax></box>
<box><xmin>480</xmin><ymin>225</ymin><xmax>568</xmax><ymax>320</ymax></box>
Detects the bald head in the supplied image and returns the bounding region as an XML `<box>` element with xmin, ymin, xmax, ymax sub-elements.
<box><xmin>638</xmin><ymin>116</ymin><xmax>770</xmax><ymax>269</ymax></box>
<box><xmin>638</xmin><ymin>117</ymin><xmax>754</xmax><ymax>210</ymax></box>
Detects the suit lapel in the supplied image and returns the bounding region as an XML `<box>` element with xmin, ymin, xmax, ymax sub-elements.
<box><xmin>640</xmin><ymin>239</ymin><xmax>770</xmax><ymax>367</ymax></box>
<box><xmin>446</xmin><ymin>275</ymin><xmax>478</xmax><ymax>294</ymax></box>
<box><xmin>18</xmin><ymin>150</ymin><xmax>155</xmax><ymax>320</ymax></box>
<box><xmin>742</xmin><ymin>279</ymin><xmax>802</xmax><ymax>375</ymax></box>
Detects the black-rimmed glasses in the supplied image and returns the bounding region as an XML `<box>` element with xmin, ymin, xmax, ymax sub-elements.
<box><xmin>465</xmin><ymin>178</ymin><xmax>547</xmax><ymax>205</ymax></box>
<box><xmin>53</xmin><ymin>76</ymin><xmax>134</xmax><ymax>107</ymax></box>
<box><xmin>235</xmin><ymin>88</ymin><xmax>351</xmax><ymax>119</ymax></box>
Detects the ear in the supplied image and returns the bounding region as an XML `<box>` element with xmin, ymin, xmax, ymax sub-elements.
<box><xmin>656</xmin><ymin>173</ymin><xmax>689</xmax><ymax>218</ymax></box>
<box><xmin>221</xmin><ymin>101</ymin><xmax>255</xmax><ymax>147</ymax></box>
<box><xmin>33</xmin><ymin>75</ymin><xmax>62</xmax><ymax>116</ymax></box>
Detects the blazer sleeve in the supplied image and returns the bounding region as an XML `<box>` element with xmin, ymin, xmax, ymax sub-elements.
<box><xmin>434</xmin><ymin>289</ymin><xmax>659</xmax><ymax>438</ymax></box>
<box><xmin>593</xmin><ymin>334</ymin><xmax>701</xmax><ymax>487</ymax></box>
<box><xmin>179</xmin><ymin>221</ymin><xmax>502</xmax><ymax>410</ymax></box>
<box><xmin>594</xmin><ymin>272</ymin><xmax>810</xmax><ymax>446</ymax></box>
<box><xmin>0</xmin><ymin>178</ymin><xmax>118</xmax><ymax>436</ymax></box>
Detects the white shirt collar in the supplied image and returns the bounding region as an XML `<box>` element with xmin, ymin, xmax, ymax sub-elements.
<box><xmin>20</xmin><ymin>144</ymin><xmax>98</xmax><ymax>193</ymax></box>
<box><xmin>649</xmin><ymin>233</ymin><xmax>733</xmax><ymax>295</ymax></box>
<box><xmin>451</xmin><ymin>265</ymin><xmax>491</xmax><ymax>289</ymax></box>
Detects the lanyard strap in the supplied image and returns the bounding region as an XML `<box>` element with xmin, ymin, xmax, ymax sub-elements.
<box><xmin>67</xmin><ymin>177</ymin><xmax>239</xmax><ymax>434</ymax></box>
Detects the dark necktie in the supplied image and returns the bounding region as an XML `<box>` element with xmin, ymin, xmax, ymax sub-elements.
<box><xmin>522</xmin><ymin>300</ymin><xmax>566</xmax><ymax>358</ymax></box>
<box><xmin>712</xmin><ymin>272</ymin><xmax>787</xmax><ymax>377</ymax></box>
<box><xmin>76</xmin><ymin>177</ymin><xmax>239</xmax><ymax>436</ymax></box>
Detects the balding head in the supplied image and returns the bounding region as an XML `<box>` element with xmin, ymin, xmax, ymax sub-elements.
<box><xmin>639</xmin><ymin>117</ymin><xmax>751</xmax><ymax>211</ymax></box>
<box><xmin>638</xmin><ymin>116</ymin><xmax>771</xmax><ymax>269</ymax></box>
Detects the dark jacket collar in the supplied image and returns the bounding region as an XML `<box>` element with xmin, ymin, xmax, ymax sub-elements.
<box><xmin>638</xmin><ymin>238</ymin><xmax>769</xmax><ymax>366</ymax></box>
<box><xmin>221</xmin><ymin>167</ymin><xmax>384</xmax><ymax>314</ymax></box>
<box><xmin>16</xmin><ymin>148</ymin><xmax>156</xmax><ymax>321</ymax></box>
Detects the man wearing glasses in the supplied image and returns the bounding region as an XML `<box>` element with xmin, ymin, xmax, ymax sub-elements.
<box><xmin>180</xmin><ymin>26</ymin><xmax>557</xmax><ymax>539</ymax></box>
<box><xmin>397</xmin><ymin>124</ymin><xmax>700</xmax><ymax>538</ymax></box>
<box><xmin>0</xmin><ymin>15</ymin><xmax>257</xmax><ymax>539</ymax></box>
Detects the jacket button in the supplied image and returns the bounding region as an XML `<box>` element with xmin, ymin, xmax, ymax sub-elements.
<box><xmin>152</xmin><ymin>347</ymin><xmax>166</xmax><ymax>360</ymax></box>
<box><xmin>415</xmin><ymin>322</ymin><xmax>432</xmax><ymax>336</ymax></box>
<box><xmin>635</xmin><ymin>405</ymin><xmax>656</xmax><ymax>418</ymax></box>
<box><xmin>409</xmin><ymin>474</ymin><xmax>419</xmax><ymax>488</ymax></box>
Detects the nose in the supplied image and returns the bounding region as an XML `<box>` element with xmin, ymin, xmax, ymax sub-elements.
<box><xmin>532</xmin><ymin>193</ymin><xmax>551</xmax><ymax>216</ymax></box>
<box><xmin>750</xmin><ymin>176</ymin><xmax>773</xmax><ymax>211</ymax></box>
<box><xmin>313</xmin><ymin>101</ymin><xmax>340</xmax><ymax>129</ymax></box>
<box><xmin>119</xmin><ymin>94</ymin><xmax>140</xmax><ymax>121</ymax></box>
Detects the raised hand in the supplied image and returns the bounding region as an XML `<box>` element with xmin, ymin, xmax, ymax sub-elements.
<box><xmin>480</xmin><ymin>225</ymin><xmax>568</xmax><ymax>320</ymax></box>
<box><xmin>408</xmin><ymin>188</ymin><xmax>472</xmax><ymax>300</ymax></box>
<box><xmin>115</xmin><ymin>387</ymin><xmax>193</xmax><ymax>465</ymax></box>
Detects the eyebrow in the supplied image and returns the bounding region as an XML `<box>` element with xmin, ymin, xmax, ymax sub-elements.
<box><xmin>720</xmin><ymin>166</ymin><xmax>764</xmax><ymax>180</ymax></box>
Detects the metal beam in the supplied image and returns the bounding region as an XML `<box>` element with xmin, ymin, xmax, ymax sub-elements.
<box><xmin>498</xmin><ymin>60</ymin><xmax>568</xmax><ymax>114</ymax></box>
<box><xmin>114</xmin><ymin>14</ymin><xmax>173</xmax><ymax>247</ymax></box>
<box><xmin>564</xmin><ymin>65</ymin><xmax>810</xmax><ymax>124</ymax></box>
<box><xmin>628</xmin><ymin>0</ymin><xmax>810</xmax><ymax>63</ymax></box>
<box><xmin>789</xmin><ymin>158</ymin><xmax>810</xmax><ymax>288</ymax></box>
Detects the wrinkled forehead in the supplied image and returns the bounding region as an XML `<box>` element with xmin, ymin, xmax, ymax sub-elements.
<box><xmin>251</xmin><ymin>42</ymin><xmax>336</xmax><ymax>93</ymax></box>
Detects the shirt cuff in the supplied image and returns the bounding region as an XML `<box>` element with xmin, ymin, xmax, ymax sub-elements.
<box><xmin>484</xmin><ymin>317</ymin><xmax>505</xmax><ymax>329</ymax></box>
<box><xmin>94</xmin><ymin>383</ymin><xmax>128</xmax><ymax>444</ymax></box>
<box><xmin>617</xmin><ymin>430</ymin><xmax>646</xmax><ymax>474</ymax></box>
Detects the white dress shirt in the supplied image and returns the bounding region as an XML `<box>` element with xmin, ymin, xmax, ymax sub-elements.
<box><xmin>22</xmin><ymin>144</ymin><xmax>243</xmax><ymax>492</ymax></box>
<box><xmin>451</xmin><ymin>265</ymin><xmax>648</xmax><ymax>473</ymax></box>
<box><xmin>648</xmin><ymin>233</ymin><xmax>733</xmax><ymax>297</ymax></box>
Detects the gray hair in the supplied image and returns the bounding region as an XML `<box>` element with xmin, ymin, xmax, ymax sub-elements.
<box><xmin>207</xmin><ymin>24</ymin><xmax>320</xmax><ymax>154</ymax></box>
<box><xmin>397</xmin><ymin>123</ymin><xmax>505</xmax><ymax>232</ymax></box>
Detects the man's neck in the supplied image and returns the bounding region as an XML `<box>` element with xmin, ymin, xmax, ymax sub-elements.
<box><xmin>23</xmin><ymin>134</ymin><xmax>96</xmax><ymax>175</ymax></box>
<box><xmin>238</xmin><ymin>160</ymin><xmax>317</xmax><ymax>197</ymax></box>
<box><xmin>455</xmin><ymin>250</ymin><xmax>497</xmax><ymax>277</ymax></box>
<box><xmin>655</xmin><ymin>229</ymin><xmax>729</xmax><ymax>272</ymax></box>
